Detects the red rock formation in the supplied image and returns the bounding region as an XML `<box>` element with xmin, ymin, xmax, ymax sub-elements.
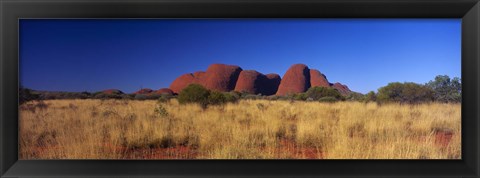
<box><xmin>264</xmin><ymin>73</ymin><xmax>281</xmax><ymax>95</ymax></box>
<box><xmin>201</xmin><ymin>64</ymin><xmax>242</xmax><ymax>92</ymax></box>
<box><xmin>193</xmin><ymin>71</ymin><xmax>205</xmax><ymax>79</ymax></box>
<box><xmin>155</xmin><ymin>88</ymin><xmax>174</xmax><ymax>95</ymax></box>
<box><xmin>170</xmin><ymin>73</ymin><xmax>203</xmax><ymax>94</ymax></box>
<box><xmin>102</xmin><ymin>89</ymin><xmax>124</xmax><ymax>95</ymax></box>
<box><xmin>310</xmin><ymin>69</ymin><xmax>330</xmax><ymax>88</ymax></box>
<box><xmin>168</xmin><ymin>63</ymin><xmax>353</xmax><ymax>96</ymax></box>
<box><xmin>234</xmin><ymin>70</ymin><xmax>263</xmax><ymax>94</ymax></box>
<box><xmin>134</xmin><ymin>88</ymin><xmax>153</xmax><ymax>94</ymax></box>
<box><xmin>331</xmin><ymin>82</ymin><xmax>352</xmax><ymax>95</ymax></box>
<box><xmin>276</xmin><ymin>64</ymin><xmax>311</xmax><ymax>96</ymax></box>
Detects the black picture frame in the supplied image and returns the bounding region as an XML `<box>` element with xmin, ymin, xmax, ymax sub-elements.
<box><xmin>1</xmin><ymin>0</ymin><xmax>479</xmax><ymax>177</ymax></box>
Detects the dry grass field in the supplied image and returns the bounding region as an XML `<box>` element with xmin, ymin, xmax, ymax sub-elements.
<box><xmin>19</xmin><ymin>99</ymin><xmax>461</xmax><ymax>159</ymax></box>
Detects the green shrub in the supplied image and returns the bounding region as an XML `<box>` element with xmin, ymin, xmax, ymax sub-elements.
<box><xmin>364</xmin><ymin>91</ymin><xmax>377</xmax><ymax>102</ymax></box>
<box><xmin>266</xmin><ymin>95</ymin><xmax>280</xmax><ymax>100</ymax></box>
<box><xmin>244</xmin><ymin>94</ymin><xmax>262</xmax><ymax>100</ymax></box>
<box><xmin>158</xmin><ymin>93</ymin><xmax>175</xmax><ymax>103</ymax></box>
<box><xmin>134</xmin><ymin>94</ymin><xmax>148</xmax><ymax>100</ymax></box>
<box><xmin>345</xmin><ymin>92</ymin><xmax>365</xmax><ymax>101</ymax></box>
<box><xmin>178</xmin><ymin>84</ymin><xmax>211</xmax><ymax>108</ymax></box>
<box><xmin>223</xmin><ymin>92</ymin><xmax>240</xmax><ymax>103</ymax></box>
<box><xmin>19</xmin><ymin>86</ymin><xmax>39</xmax><ymax>104</ymax></box>
<box><xmin>377</xmin><ymin>82</ymin><xmax>434</xmax><ymax>104</ymax></box>
<box><xmin>425</xmin><ymin>75</ymin><xmax>461</xmax><ymax>103</ymax></box>
<box><xmin>293</xmin><ymin>93</ymin><xmax>308</xmax><ymax>101</ymax></box>
<box><xmin>306</xmin><ymin>87</ymin><xmax>343</xmax><ymax>101</ymax></box>
<box><xmin>208</xmin><ymin>91</ymin><xmax>227</xmax><ymax>105</ymax></box>
<box><xmin>154</xmin><ymin>104</ymin><xmax>169</xmax><ymax>117</ymax></box>
<box><xmin>318</xmin><ymin>96</ymin><xmax>338</xmax><ymax>103</ymax></box>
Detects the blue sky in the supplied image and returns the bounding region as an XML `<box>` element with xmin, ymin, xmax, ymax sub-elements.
<box><xmin>20</xmin><ymin>19</ymin><xmax>461</xmax><ymax>94</ymax></box>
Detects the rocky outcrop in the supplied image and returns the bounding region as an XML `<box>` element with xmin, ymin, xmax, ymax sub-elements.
<box><xmin>234</xmin><ymin>70</ymin><xmax>263</xmax><ymax>94</ymax></box>
<box><xmin>155</xmin><ymin>88</ymin><xmax>174</xmax><ymax>95</ymax></box>
<box><xmin>201</xmin><ymin>64</ymin><xmax>243</xmax><ymax>92</ymax></box>
<box><xmin>102</xmin><ymin>89</ymin><xmax>124</xmax><ymax>95</ymax></box>
<box><xmin>310</xmin><ymin>69</ymin><xmax>330</xmax><ymax>88</ymax></box>
<box><xmin>134</xmin><ymin>88</ymin><xmax>153</xmax><ymax>94</ymax></box>
<box><xmin>167</xmin><ymin>63</ymin><xmax>353</xmax><ymax>96</ymax></box>
<box><xmin>331</xmin><ymin>82</ymin><xmax>352</xmax><ymax>95</ymax></box>
<box><xmin>276</xmin><ymin>64</ymin><xmax>311</xmax><ymax>96</ymax></box>
<box><xmin>170</xmin><ymin>73</ymin><xmax>202</xmax><ymax>94</ymax></box>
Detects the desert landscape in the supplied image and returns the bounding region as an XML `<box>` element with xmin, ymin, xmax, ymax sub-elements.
<box><xmin>19</xmin><ymin>63</ymin><xmax>461</xmax><ymax>159</ymax></box>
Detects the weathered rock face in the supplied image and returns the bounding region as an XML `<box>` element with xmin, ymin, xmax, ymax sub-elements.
<box><xmin>234</xmin><ymin>70</ymin><xmax>263</xmax><ymax>94</ymax></box>
<box><xmin>331</xmin><ymin>82</ymin><xmax>352</xmax><ymax>95</ymax></box>
<box><xmin>102</xmin><ymin>89</ymin><xmax>124</xmax><ymax>95</ymax></box>
<box><xmin>276</xmin><ymin>64</ymin><xmax>311</xmax><ymax>96</ymax></box>
<box><xmin>263</xmin><ymin>73</ymin><xmax>281</xmax><ymax>95</ymax></box>
<box><xmin>310</xmin><ymin>69</ymin><xmax>330</xmax><ymax>88</ymax></box>
<box><xmin>155</xmin><ymin>88</ymin><xmax>174</xmax><ymax>95</ymax></box>
<box><xmin>170</xmin><ymin>73</ymin><xmax>201</xmax><ymax>94</ymax></box>
<box><xmin>201</xmin><ymin>64</ymin><xmax>243</xmax><ymax>92</ymax></box>
<box><xmin>167</xmin><ymin>63</ymin><xmax>353</xmax><ymax>96</ymax></box>
<box><xmin>134</xmin><ymin>88</ymin><xmax>153</xmax><ymax>94</ymax></box>
<box><xmin>233</xmin><ymin>71</ymin><xmax>281</xmax><ymax>95</ymax></box>
<box><xmin>193</xmin><ymin>71</ymin><xmax>206</xmax><ymax>79</ymax></box>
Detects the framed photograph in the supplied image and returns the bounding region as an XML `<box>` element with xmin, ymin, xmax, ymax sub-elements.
<box><xmin>1</xmin><ymin>0</ymin><xmax>479</xmax><ymax>177</ymax></box>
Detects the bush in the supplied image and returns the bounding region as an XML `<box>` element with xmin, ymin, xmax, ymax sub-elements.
<box><xmin>178</xmin><ymin>84</ymin><xmax>211</xmax><ymax>108</ymax></box>
<box><xmin>318</xmin><ymin>96</ymin><xmax>338</xmax><ymax>103</ymax></box>
<box><xmin>243</xmin><ymin>94</ymin><xmax>263</xmax><ymax>100</ymax></box>
<box><xmin>266</xmin><ymin>95</ymin><xmax>280</xmax><ymax>100</ymax></box>
<box><xmin>177</xmin><ymin>84</ymin><xmax>242</xmax><ymax>108</ymax></box>
<box><xmin>134</xmin><ymin>94</ymin><xmax>148</xmax><ymax>100</ymax></box>
<box><xmin>158</xmin><ymin>93</ymin><xmax>175</xmax><ymax>103</ymax></box>
<box><xmin>208</xmin><ymin>91</ymin><xmax>227</xmax><ymax>105</ymax></box>
<box><xmin>154</xmin><ymin>104</ymin><xmax>169</xmax><ymax>117</ymax></box>
<box><xmin>293</xmin><ymin>93</ymin><xmax>308</xmax><ymax>101</ymax></box>
<box><xmin>223</xmin><ymin>92</ymin><xmax>240</xmax><ymax>103</ymax></box>
<box><xmin>377</xmin><ymin>82</ymin><xmax>434</xmax><ymax>104</ymax></box>
<box><xmin>345</xmin><ymin>92</ymin><xmax>365</xmax><ymax>101</ymax></box>
<box><xmin>425</xmin><ymin>75</ymin><xmax>461</xmax><ymax>103</ymax></box>
<box><xmin>364</xmin><ymin>91</ymin><xmax>376</xmax><ymax>102</ymax></box>
<box><xmin>19</xmin><ymin>86</ymin><xmax>39</xmax><ymax>104</ymax></box>
<box><xmin>306</xmin><ymin>87</ymin><xmax>343</xmax><ymax>101</ymax></box>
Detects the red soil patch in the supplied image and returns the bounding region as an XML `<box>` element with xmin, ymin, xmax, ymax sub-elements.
<box><xmin>434</xmin><ymin>130</ymin><xmax>453</xmax><ymax>147</ymax></box>
<box><xmin>274</xmin><ymin>139</ymin><xmax>324</xmax><ymax>159</ymax></box>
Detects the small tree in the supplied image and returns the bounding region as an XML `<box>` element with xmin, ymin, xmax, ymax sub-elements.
<box><xmin>305</xmin><ymin>87</ymin><xmax>343</xmax><ymax>101</ymax></box>
<box><xmin>223</xmin><ymin>92</ymin><xmax>240</xmax><ymax>103</ymax></box>
<box><xmin>345</xmin><ymin>92</ymin><xmax>365</xmax><ymax>102</ymax></box>
<box><xmin>377</xmin><ymin>82</ymin><xmax>434</xmax><ymax>104</ymax></box>
<box><xmin>178</xmin><ymin>84</ymin><xmax>211</xmax><ymax>108</ymax></box>
<box><xmin>364</xmin><ymin>91</ymin><xmax>377</xmax><ymax>102</ymax></box>
<box><xmin>425</xmin><ymin>75</ymin><xmax>461</xmax><ymax>103</ymax></box>
<box><xmin>19</xmin><ymin>85</ymin><xmax>39</xmax><ymax>104</ymax></box>
<box><xmin>318</xmin><ymin>96</ymin><xmax>338</xmax><ymax>103</ymax></box>
<box><xmin>208</xmin><ymin>91</ymin><xmax>227</xmax><ymax>105</ymax></box>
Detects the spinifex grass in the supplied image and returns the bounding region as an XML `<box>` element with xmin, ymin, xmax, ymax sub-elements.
<box><xmin>19</xmin><ymin>99</ymin><xmax>460</xmax><ymax>159</ymax></box>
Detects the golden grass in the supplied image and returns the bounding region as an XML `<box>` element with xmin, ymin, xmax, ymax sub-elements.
<box><xmin>19</xmin><ymin>99</ymin><xmax>461</xmax><ymax>159</ymax></box>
